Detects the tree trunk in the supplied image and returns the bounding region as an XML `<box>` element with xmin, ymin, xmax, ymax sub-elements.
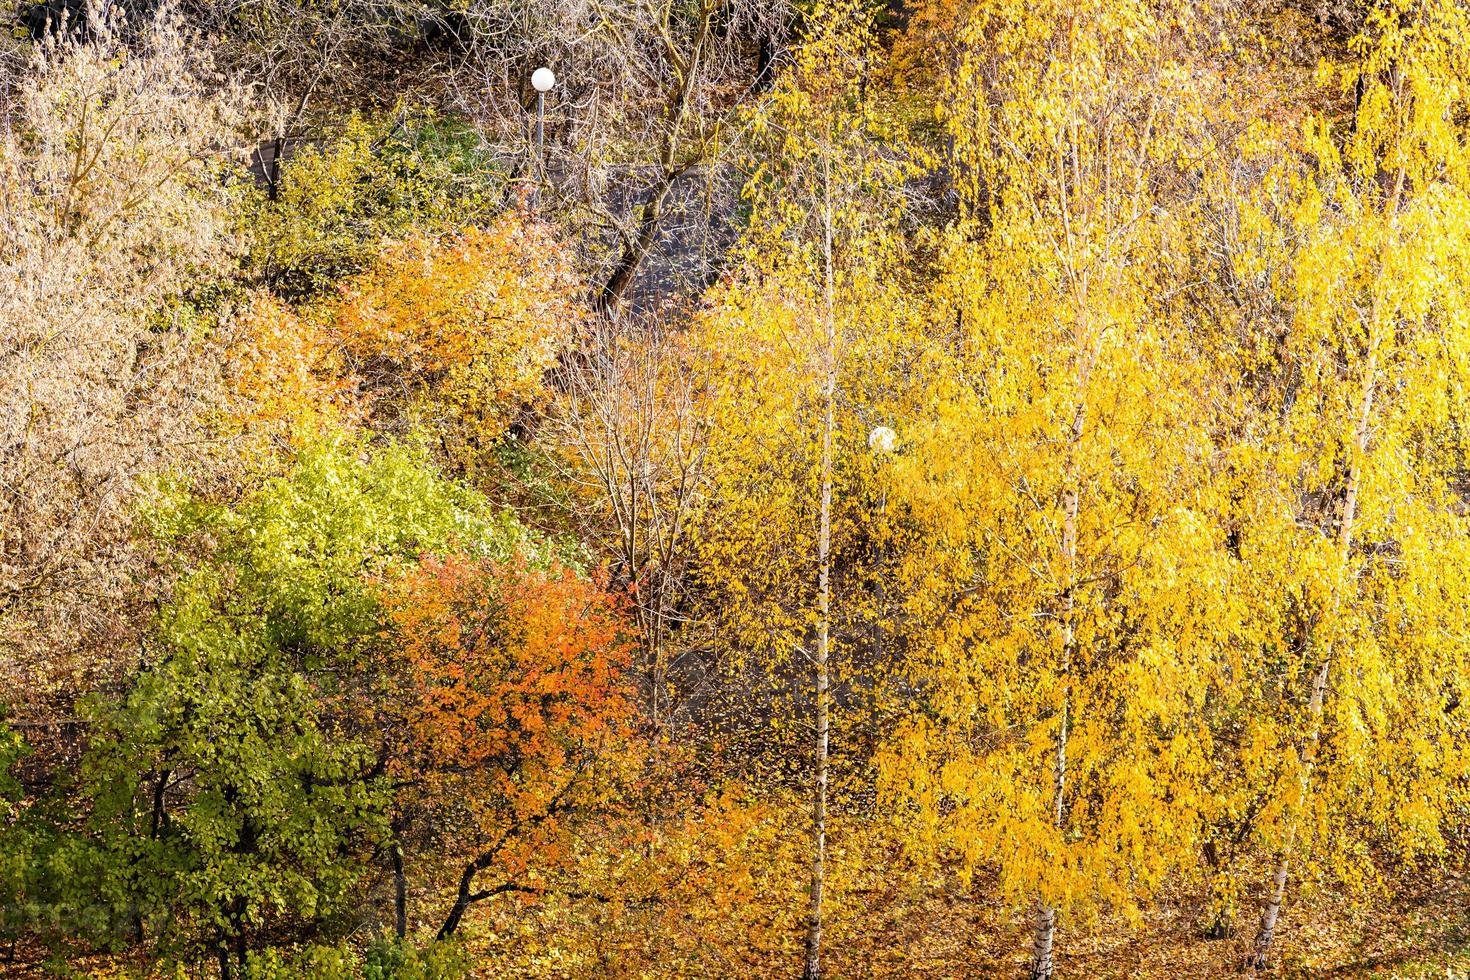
<box><xmin>392</xmin><ymin>843</ymin><xmax>407</xmax><ymax>940</ymax></box>
<box><xmin>597</xmin><ymin>171</ymin><xmax>679</xmax><ymax>312</ymax></box>
<box><xmin>1031</xmin><ymin>900</ymin><xmax>1058</xmax><ymax>980</ymax></box>
<box><xmin>754</xmin><ymin>34</ymin><xmax>775</xmax><ymax>91</ymax></box>
<box><xmin>437</xmin><ymin>863</ymin><xmax>477</xmax><ymax>940</ymax></box>
<box><xmin>214</xmin><ymin>929</ymin><xmax>231</xmax><ymax>980</ymax></box>
<box><xmin>1030</xmin><ymin>691</ymin><xmax>1068</xmax><ymax>980</ymax></box>
<box><xmin>231</xmin><ymin>896</ymin><xmax>248</xmax><ymax>975</ymax></box>
<box><xmin>265</xmin><ymin>134</ymin><xmax>286</xmax><ymax>201</ymax></box>
<box><xmin>1247</xmin><ymin>856</ymin><xmax>1290</xmax><ymax>970</ymax></box>
<box><xmin>1247</xmin><ymin>650</ymin><xmax>1331</xmax><ymax>970</ymax></box>
<box><xmin>1249</xmin><ymin>337</ymin><xmax>1380</xmax><ymax>969</ymax></box>
<box><xmin>1202</xmin><ymin>865</ymin><xmax>1237</xmax><ymax>940</ymax></box>
<box><xmin>1030</xmin><ymin>650</ymin><xmax>1070</xmax><ymax>980</ymax></box>
<box><xmin>871</xmin><ymin>487</ymin><xmax>886</xmax><ymax>663</ymax></box>
<box><xmin>802</xmin><ymin>148</ymin><xmax>838</xmax><ymax>980</ymax></box>
<box><xmin>1204</xmin><ymin>910</ymin><xmax>1236</xmax><ymax>942</ymax></box>
<box><xmin>1030</xmin><ymin>380</ymin><xmax>1085</xmax><ymax>980</ymax></box>
<box><xmin>129</xmin><ymin>768</ymin><xmax>172</xmax><ymax>943</ymax></box>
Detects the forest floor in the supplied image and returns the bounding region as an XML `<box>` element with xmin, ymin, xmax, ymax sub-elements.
<box><xmin>451</xmin><ymin>867</ymin><xmax>1470</xmax><ymax>979</ymax></box>
<box><xmin>7</xmin><ymin>861</ymin><xmax>1468</xmax><ymax>977</ymax></box>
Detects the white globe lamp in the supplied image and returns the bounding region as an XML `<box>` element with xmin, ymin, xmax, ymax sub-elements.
<box><xmin>529</xmin><ymin>67</ymin><xmax>556</xmax><ymax>207</ymax></box>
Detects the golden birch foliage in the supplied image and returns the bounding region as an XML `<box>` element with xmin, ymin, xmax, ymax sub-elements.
<box><xmin>876</xmin><ymin>0</ymin><xmax>1231</xmax><ymax>923</ymax></box>
<box><xmin>690</xmin><ymin>15</ymin><xmax>935</xmax><ymax>963</ymax></box>
<box><xmin>1220</xmin><ymin>0</ymin><xmax>1470</xmax><ymax>901</ymax></box>
<box><xmin>695</xmin><ymin>0</ymin><xmax>924</xmax><ymax>669</ymax></box>
<box><xmin>886</xmin><ymin>0</ymin><xmax>970</xmax><ymax>92</ymax></box>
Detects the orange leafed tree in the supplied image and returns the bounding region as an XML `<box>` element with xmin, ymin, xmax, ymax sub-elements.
<box><xmin>226</xmin><ymin>291</ymin><xmax>358</xmax><ymax>445</ymax></box>
<box><xmin>332</xmin><ymin>215</ymin><xmax>581</xmax><ymax>459</ymax></box>
<box><xmin>382</xmin><ymin>552</ymin><xmax>638</xmax><ymax>938</ymax></box>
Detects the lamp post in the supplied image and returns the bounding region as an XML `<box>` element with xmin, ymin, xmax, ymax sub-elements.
<box><xmin>868</xmin><ymin>425</ymin><xmax>897</xmax><ymax>520</ymax></box>
<box><xmin>530</xmin><ymin>66</ymin><xmax>555</xmax><ymax>207</ymax></box>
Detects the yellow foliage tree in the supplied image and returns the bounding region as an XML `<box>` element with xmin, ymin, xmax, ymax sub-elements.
<box><xmin>224</xmin><ymin>291</ymin><xmax>357</xmax><ymax>451</ymax></box>
<box><xmin>692</xmin><ymin>4</ymin><xmax>929</xmax><ymax>976</ymax></box>
<box><xmin>243</xmin><ymin>114</ymin><xmax>502</xmax><ymax>299</ymax></box>
<box><xmin>875</xmin><ymin>4</ymin><xmax>1233</xmax><ymax>977</ymax></box>
<box><xmin>1220</xmin><ymin>2</ymin><xmax>1470</xmax><ymax>967</ymax></box>
<box><xmin>331</xmin><ymin>215</ymin><xmax>582</xmax><ymax>470</ymax></box>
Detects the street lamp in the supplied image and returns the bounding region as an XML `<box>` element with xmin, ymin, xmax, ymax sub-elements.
<box><xmin>530</xmin><ymin>66</ymin><xmax>556</xmax><ymax>204</ymax></box>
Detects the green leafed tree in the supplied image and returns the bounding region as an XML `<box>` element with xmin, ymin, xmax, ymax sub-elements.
<box><xmin>64</xmin><ymin>433</ymin><xmax>532</xmax><ymax>975</ymax></box>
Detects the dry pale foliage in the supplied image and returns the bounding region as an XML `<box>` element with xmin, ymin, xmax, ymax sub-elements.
<box><xmin>0</xmin><ymin>8</ymin><xmax>247</xmax><ymax>713</ymax></box>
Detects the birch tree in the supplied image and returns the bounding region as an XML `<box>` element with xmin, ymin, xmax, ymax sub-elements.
<box><xmin>876</xmin><ymin>4</ymin><xmax>1230</xmax><ymax>977</ymax></box>
<box><xmin>692</xmin><ymin>4</ymin><xmax>922</xmax><ymax>974</ymax></box>
<box><xmin>1230</xmin><ymin>2</ymin><xmax>1470</xmax><ymax>968</ymax></box>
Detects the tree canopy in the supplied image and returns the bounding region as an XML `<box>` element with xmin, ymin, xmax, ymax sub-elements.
<box><xmin>4</xmin><ymin>1</ymin><xmax>1470</xmax><ymax>978</ymax></box>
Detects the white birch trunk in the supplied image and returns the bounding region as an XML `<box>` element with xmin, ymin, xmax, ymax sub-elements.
<box><xmin>1250</xmin><ymin>345</ymin><xmax>1378</xmax><ymax>971</ymax></box>
<box><xmin>802</xmin><ymin>145</ymin><xmax>838</xmax><ymax>980</ymax></box>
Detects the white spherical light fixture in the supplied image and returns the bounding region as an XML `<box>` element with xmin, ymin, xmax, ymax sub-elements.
<box><xmin>868</xmin><ymin>425</ymin><xmax>897</xmax><ymax>454</ymax></box>
<box><xmin>531</xmin><ymin>67</ymin><xmax>556</xmax><ymax>93</ymax></box>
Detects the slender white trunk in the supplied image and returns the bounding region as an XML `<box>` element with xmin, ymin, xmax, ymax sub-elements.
<box><xmin>803</xmin><ymin>146</ymin><xmax>838</xmax><ymax>980</ymax></box>
<box><xmin>1248</xmin><ymin>857</ymin><xmax>1291</xmax><ymax>967</ymax></box>
<box><xmin>1031</xmin><ymin>900</ymin><xmax>1058</xmax><ymax>980</ymax></box>
<box><xmin>1250</xmin><ymin>347</ymin><xmax>1378</xmax><ymax>971</ymax></box>
<box><xmin>1249</xmin><ymin>150</ymin><xmax>1403</xmax><ymax>969</ymax></box>
<box><xmin>1030</xmin><ymin>697</ymin><xmax>1067</xmax><ymax>980</ymax></box>
<box><xmin>1032</xmin><ymin>388</ymin><xmax>1085</xmax><ymax>980</ymax></box>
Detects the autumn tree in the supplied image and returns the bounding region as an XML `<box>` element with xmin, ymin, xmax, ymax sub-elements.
<box><xmin>331</xmin><ymin>216</ymin><xmax>581</xmax><ymax>472</ymax></box>
<box><xmin>223</xmin><ymin>291</ymin><xmax>357</xmax><ymax>453</ymax></box>
<box><xmin>0</xmin><ymin>7</ymin><xmax>245</xmax><ymax>736</ymax></box>
<box><xmin>60</xmin><ymin>434</ymin><xmax>530</xmax><ymax>974</ymax></box>
<box><xmin>230</xmin><ymin>202</ymin><xmax>579</xmax><ymax>470</ymax></box>
<box><xmin>241</xmin><ymin>114</ymin><xmax>506</xmax><ymax>300</ymax></box>
<box><xmin>383</xmin><ymin>552</ymin><xmax>639</xmax><ymax>939</ymax></box>
<box><xmin>580</xmin><ymin>0</ymin><xmax>787</xmax><ymax>309</ymax></box>
<box><xmin>547</xmin><ymin>316</ymin><xmax>711</xmax><ymax>730</ymax></box>
<box><xmin>875</xmin><ymin>4</ymin><xmax>1231</xmax><ymax>978</ymax></box>
<box><xmin>693</xmin><ymin>4</ymin><xmax>926</xmax><ymax>975</ymax></box>
<box><xmin>421</xmin><ymin>0</ymin><xmax>791</xmax><ymax>309</ymax></box>
<box><xmin>1221</xmin><ymin>2</ymin><xmax>1470</xmax><ymax>968</ymax></box>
